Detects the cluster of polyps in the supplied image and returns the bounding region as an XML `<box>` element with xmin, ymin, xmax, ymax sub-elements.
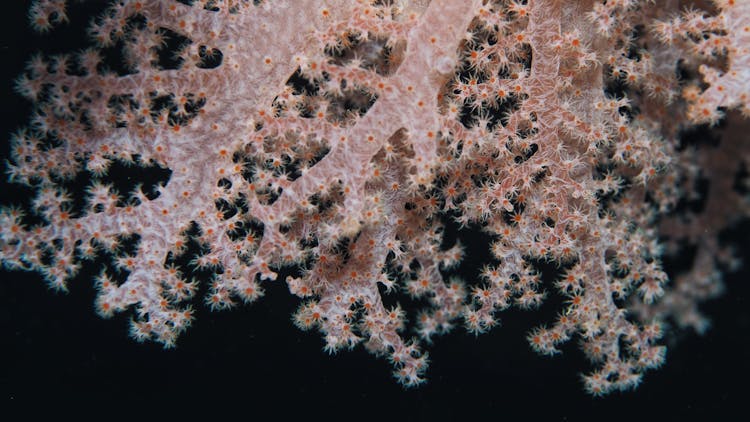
<box><xmin>2</xmin><ymin>0</ymin><xmax>748</xmax><ymax>391</ymax></box>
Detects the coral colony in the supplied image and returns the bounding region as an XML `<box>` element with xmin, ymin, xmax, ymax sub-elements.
<box><xmin>2</xmin><ymin>0</ymin><xmax>748</xmax><ymax>394</ymax></box>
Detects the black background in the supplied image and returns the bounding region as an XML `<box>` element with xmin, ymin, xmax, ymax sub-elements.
<box><xmin>1</xmin><ymin>1</ymin><xmax>748</xmax><ymax>419</ymax></box>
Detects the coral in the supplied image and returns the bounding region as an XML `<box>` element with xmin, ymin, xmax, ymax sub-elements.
<box><xmin>2</xmin><ymin>0</ymin><xmax>748</xmax><ymax>393</ymax></box>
